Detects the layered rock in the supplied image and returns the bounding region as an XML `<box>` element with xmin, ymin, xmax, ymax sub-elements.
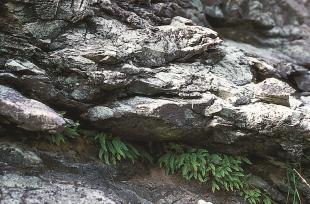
<box><xmin>0</xmin><ymin>0</ymin><xmax>309</xmax><ymax>159</ymax></box>
<box><xmin>0</xmin><ymin>0</ymin><xmax>310</xmax><ymax>203</ymax></box>
<box><xmin>204</xmin><ymin>0</ymin><xmax>310</xmax><ymax>92</ymax></box>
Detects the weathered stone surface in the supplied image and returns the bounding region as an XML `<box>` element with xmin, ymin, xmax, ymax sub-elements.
<box><xmin>204</xmin><ymin>0</ymin><xmax>310</xmax><ymax>94</ymax></box>
<box><xmin>0</xmin><ymin>174</ymin><xmax>119</xmax><ymax>204</ymax></box>
<box><xmin>0</xmin><ymin>0</ymin><xmax>310</xmax><ymax>203</ymax></box>
<box><xmin>248</xmin><ymin>176</ymin><xmax>286</xmax><ymax>203</ymax></box>
<box><xmin>254</xmin><ymin>78</ymin><xmax>295</xmax><ymax>106</ymax></box>
<box><xmin>204</xmin><ymin>0</ymin><xmax>310</xmax><ymax>85</ymax></box>
<box><xmin>86</xmin><ymin>95</ymin><xmax>215</xmax><ymax>140</ymax></box>
<box><xmin>24</xmin><ymin>20</ymin><xmax>68</xmax><ymax>40</ymax></box>
<box><xmin>220</xmin><ymin>102</ymin><xmax>307</xmax><ymax>136</ymax></box>
<box><xmin>4</xmin><ymin>59</ymin><xmax>46</xmax><ymax>75</ymax></box>
<box><xmin>210</xmin><ymin>43</ymin><xmax>253</xmax><ymax>86</ymax></box>
<box><xmin>0</xmin><ymin>85</ymin><xmax>66</xmax><ymax>132</ymax></box>
<box><xmin>50</xmin><ymin>15</ymin><xmax>220</xmax><ymax>69</ymax></box>
<box><xmin>0</xmin><ymin>1</ymin><xmax>309</xmax><ymax>197</ymax></box>
<box><xmin>0</xmin><ymin>144</ymin><xmax>245</xmax><ymax>204</ymax></box>
<box><xmin>294</xmin><ymin>70</ymin><xmax>310</xmax><ymax>92</ymax></box>
<box><xmin>0</xmin><ymin>0</ymin><xmax>309</xmax><ymax>159</ymax></box>
<box><xmin>0</xmin><ymin>143</ymin><xmax>43</xmax><ymax>170</ymax></box>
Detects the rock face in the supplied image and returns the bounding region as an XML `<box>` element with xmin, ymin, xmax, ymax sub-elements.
<box><xmin>0</xmin><ymin>174</ymin><xmax>120</xmax><ymax>204</ymax></box>
<box><xmin>0</xmin><ymin>142</ymin><xmax>242</xmax><ymax>204</ymax></box>
<box><xmin>0</xmin><ymin>0</ymin><xmax>309</xmax><ymax>159</ymax></box>
<box><xmin>204</xmin><ymin>0</ymin><xmax>310</xmax><ymax>92</ymax></box>
<box><xmin>0</xmin><ymin>0</ymin><xmax>310</xmax><ymax>203</ymax></box>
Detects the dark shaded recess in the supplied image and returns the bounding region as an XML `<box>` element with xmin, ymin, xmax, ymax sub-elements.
<box><xmin>82</xmin><ymin>116</ymin><xmax>195</xmax><ymax>141</ymax></box>
<box><xmin>205</xmin><ymin>16</ymin><xmax>274</xmax><ymax>47</ymax></box>
<box><xmin>0</xmin><ymin>0</ymin><xmax>6</xmax><ymax>14</ymax></box>
<box><xmin>80</xmin><ymin>115</ymin><xmax>303</xmax><ymax>165</ymax></box>
<box><xmin>302</xmin><ymin>147</ymin><xmax>310</xmax><ymax>164</ymax></box>
<box><xmin>0</xmin><ymin>124</ymin><xmax>41</xmax><ymax>144</ymax></box>
<box><xmin>199</xmin><ymin>133</ymin><xmax>288</xmax><ymax>157</ymax></box>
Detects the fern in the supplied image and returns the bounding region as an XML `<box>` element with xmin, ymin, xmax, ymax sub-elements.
<box><xmin>50</xmin><ymin>133</ymin><xmax>66</xmax><ymax>145</ymax></box>
<box><xmin>48</xmin><ymin>120</ymin><xmax>275</xmax><ymax>204</ymax></box>
<box><xmin>49</xmin><ymin>121</ymin><xmax>80</xmax><ymax>145</ymax></box>
<box><xmin>95</xmin><ymin>133</ymin><xmax>152</xmax><ymax>165</ymax></box>
<box><xmin>64</xmin><ymin>121</ymin><xmax>80</xmax><ymax>138</ymax></box>
<box><xmin>159</xmin><ymin>143</ymin><xmax>273</xmax><ymax>204</ymax></box>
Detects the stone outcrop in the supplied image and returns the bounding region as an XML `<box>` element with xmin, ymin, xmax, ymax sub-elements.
<box><xmin>0</xmin><ymin>0</ymin><xmax>309</xmax><ymax>158</ymax></box>
<box><xmin>204</xmin><ymin>0</ymin><xmax>310</xmax><ymax>92</ymax></box>
<box><xmin>0</xmin><ymin>0</ymin><xmax>309</xmax><ymax>203</ymax></box>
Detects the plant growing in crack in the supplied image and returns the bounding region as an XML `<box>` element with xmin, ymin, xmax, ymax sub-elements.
<box><xmin>285</xmin><ymin>163</ymin><xmax>305</xmax><ymax>204</ymax></box>
<box><xmin>158</xmin><ymin>143</ymin><xmax>273</xmax><ymax>204</ymax></box>
<box><xmin>95</xmin><ymin>133</ymin><xmax>153</xmax><ymax>165</ymax></box>
<box><xmin>48</xmin><ymin>120</ymin><xmax>276</xmax><ymax>203</ymax></box>
<box><xmin>49</xmin><ymin>121</ymin><xmax>80</xmax><ymax>145</ymax></box>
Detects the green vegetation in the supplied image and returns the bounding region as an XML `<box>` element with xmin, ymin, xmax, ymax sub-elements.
<box><xmin>49</xmin><ymin>121</ymin><xmax>80</xmax><ymax>145</ymax></box>
<box><xmin>159</xmin><ymin>143</ymin><xmax>272</xmax><ymax>204</ymax></box>
<box><xmin>49</xmin><ymin>121</ymin><xmax>153</xmax><ymax>164</ymax></box>
<box><xmin>50</xmin><ymin>120</ymin><xmax>274</xmax><ymax>203</ymax></box>
<box><xmin>95</xmin><ymin>133</ymin><xmax>153</xmax><ymax>165</ymax></box>
<box><xmin>286</xmin><ymin>163</ymin><xmax>302</xmax><ymax>204</ymax></box>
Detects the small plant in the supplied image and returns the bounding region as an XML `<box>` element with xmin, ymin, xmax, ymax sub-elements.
<box><xmin>159</xmin><ymin>143</ymin><xmax>272</xmax><ymax>204</ymax></box>
<box><xmin>286</xmin><ymin>163</ymin><xmax>302</xmax><ymax>204</ymax></box>
<box><xmin>50</xmin><ymin>132</ymin><xmax>66</xmax><ymax>145</ymax></box>
<box><xmin>50</xmin><ymin>121</ymin><xmax>80</xmax><ymax>145</ymax></box>
<box><xmin>95</xmin><ymin>133</ymin><xmax>152</xmax><ymax>165</ymax></box>
<box><xmin>240</xmin><ymin>187</ymin><xmax>272</xmax><ymax>204</ymax></box>
<box><xmin>158</xmin><ymin>144</ymin><xmax>209</xmax><ymax>182</ymax></box>
<box><xmin>47</xmin><ymin>119</ymin><xmax>276</xmax><ymax>204</ymax></box>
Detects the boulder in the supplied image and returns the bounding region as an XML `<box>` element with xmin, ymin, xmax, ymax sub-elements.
<box><xmin>0</xmin><ymin>85</ymin><xmax>66</xmax><ymax>133</ymax></box>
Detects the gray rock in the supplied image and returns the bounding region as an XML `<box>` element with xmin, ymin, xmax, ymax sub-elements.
<box><xmin>52</xmin><ymin>15</ymin><xmax>220</xmax><ymax>68</ymax></box>
<box><xmin>248</xmin><ymin>176</ymin><xmax>286</xmax><ymax>203</ymax></box>
<box><xmin>35</xmin><ymin>0</ymin><xmax>61</xmax><ymax>20</ymax></box>
<box><xmin>25</xmin><ymin>20</ymin><xmax>68</xmax><ymax>40</ymax></box>
<box><xmin>1</xmin><ymin>0</ymin><xmax>310</xmax><ymax>202</ymax></box>
<box><xmin>294</xmin><ymin>70</ymin><xmax>310</xmax><ymax>92</ymax></box>
<box><xmin>204</xmin><ymin>0</ymin><xmax>310</xmax><ymax>68</ymax></box>
<box><xmin>0</xmin><ymin>174</ymin><xmax>119</xmax><ymax>204</ymax></box>
<box><xmin>0</xmin><ymin>143</ymin><xmax>43</xmax><ymax>170</ymax></box>
<box><xmin>4</xmin><ymin>59</ymin><xmax>46</xmax><ymax>75</ymax></box>
<box><xmin>211</xmin><ymin>43</ymin><xmax>253</xmax><ymax>86</ymax></box>
<box><xmin>152</xmin><ymin>0</ymin><xmax>209</xmax><ymax>26</ymax></box>
<box><xmin>0</xmin><ymin>0</ymin><xmax>309</xmax><ymax>166</ymax></box>
<box><xmin>221</xmin><ymin>102</ymin><xmax>306</xmax><ymax>136</ymax></box>
<box><xmin>0</xmin><ymin>85</ymin><xmax>66</xmax><ymax>133</ymax></box>
<box><xmin>197</xmin><ymin>200</ymin><xmax>213</xmax><ymax>204</ymax></box>
<box><xmin>301</xmin><ymin>96</ymin><xmax>310</xmax><ymax>105</ymax></box>
<box><xmin>254</xmin><ymin>78</ymin><xmax>295</xmax><ymax>106</ymax></box>
<box><xmin>86</xmin><ymin>95</ymin><xmax>215</xmax><ymax>140</ymax></box>
<box><xmin>88</xmin><ymin>106</ymin><xmax>114</xmax><ymax>121</ymax></box>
